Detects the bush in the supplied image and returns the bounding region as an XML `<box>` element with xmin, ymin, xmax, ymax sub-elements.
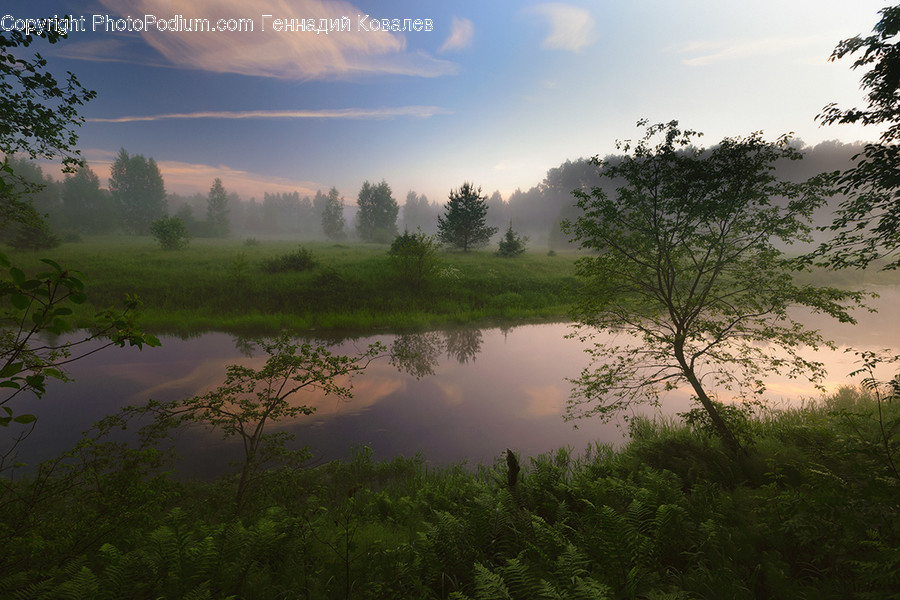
<box><xmin>389</xmin><ymin>229</ymin><xmax>440</xmax><ymax>290</ymax></box>
<box><xmin>150</xmin><ymin>215</ymin><xmax>190</xmax><ymax>250</ymax></box>
<box><xmin>261</xmin><ymin>245</ymin><xmax>317</xmax><ymax>273</ymax></box>
<box><xmin>243</xmin><ymin>237</ymin><xmax>260</xmax><ymax>247</ymax></box>
<box><xmin>496</xmin><ymin>222</ymin><xmax>528</xmax><ymax>257</ymax></box>
<box><xmin>5</xmin><ymin>219</ymin><xmax>61</xmax><ymax>251</ymax></box>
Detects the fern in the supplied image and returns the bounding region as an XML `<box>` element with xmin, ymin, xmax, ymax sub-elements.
<box><xmin>471</xmin><ymin>562</ymin><xmax>513</xmax><ymax>600</ymax></box>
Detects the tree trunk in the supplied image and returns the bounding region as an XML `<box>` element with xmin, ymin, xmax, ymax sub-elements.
<box><xmin>674</xmin><ymin>344</ymin><xmax>743</xmax><ymax>454</ymax></box>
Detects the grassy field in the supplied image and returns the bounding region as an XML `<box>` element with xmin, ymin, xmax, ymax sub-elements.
<box><xmin>5</xmin><ymin>236</ymin><xmax>583</xmax><ymax>334</ymax></box>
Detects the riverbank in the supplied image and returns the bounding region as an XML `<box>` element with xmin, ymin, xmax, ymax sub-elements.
<box><xmin>6</xmin><ymin>237</ymin><xmax>581</xmax><ymax>335</ymax></box>
<box><xmin>3</xmin><ymin>388</ymin><xmax>899</xmax><ymax>598</ymax></box>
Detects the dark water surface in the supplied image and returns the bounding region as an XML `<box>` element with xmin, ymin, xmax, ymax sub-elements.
<box><xmin>8</xmin><ymin>286</ymin><xmax>900</xmax><ymax>475</ymax></box>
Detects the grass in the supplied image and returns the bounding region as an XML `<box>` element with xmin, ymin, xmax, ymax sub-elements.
<box><xmin>5</xmin><ymin>236</ymin><xmax>582</xmax><ymax>334</ymax></box>
<box><xmin>4</xmin><ymin>387</ymin><xmax>900</xmax><ymax>598</ymax></box>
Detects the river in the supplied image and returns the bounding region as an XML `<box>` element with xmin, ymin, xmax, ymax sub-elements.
<box><xmin>6</xmin><ymin>285</ymin><xmax>900</xmax><ymax>475</ymax></box>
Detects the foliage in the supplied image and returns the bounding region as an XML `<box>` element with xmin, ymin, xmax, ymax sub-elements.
<box><xmin>438</xmin><ymin>182</ymin><xmax>499</xmax><ymax>252</ymax></box>
<box><xmin>321</xmin><ymin>187</ymin><xmax>347</xmax><ymax>241</ymax></box>
<box><xmin>110</xmin><ymin>149</ymin><xmax>167</xmax><ymax>235</ymax></box>
<box><xmin>206</xmin><ymin>178</ymin><xmax>230</xmax><ymax>238</ymax></box>
<box><xmin>388</xmin><ymin>229</ymin><xmax>441</xmax><ymax>291</ymax></box>
<box><xmin>1</xmin><ymin>253</ymin><xmax>160</xmax><ymax>470</ymax></box>
<box><xmin>496</xmin><ymin>222</ymin><xmax>528</xmax><ymax>257</ymax></box>
<box><xmin>4</xmin><ymin>239</ymin><xmax>582</xmax><ymax>332</ymax></box>
<box><xmin>150</xmin><ymin>215</ymin><xmax>190</xmax><ymax>250</ymax></box>
<box><xmin>5</xmin><ymin>219</ymin><xmax>61</xmax><ymax>251</ymax></box>
<box><xmin>260</xmin><ymin>245</ymin><xmax>317</xmax><ymax>273</ymax></box>
<box><xmin>61</xmin><ymin>164</ymin><xmax>118</xmax><ymax>234</ymax></box>
<box><xmin>562</xmin><ymin>120</ymin><xmax>867</xmax><ymax>451</ymax></box>
<box><xmin>0</xmin><ymin>27</ymin><xmax>96</xmax><ymax>172</ymax></box>
<box><xmin>815</xmin><ymin>4</ymin><xmax>900</xmax><ymax>269</ymax></box>
<box><xmin>5</xmin><ymin>391</ymin><xmax>900</xmax><ymax>598</ymax></box>
<box><xmin>156</xmin><ymin>336</ymin><xmax>382</xmax><ymax>509</ymax></box>
<box><xmin>356</xmin><ymin>180</ymin><xmax>399</xmax><ymax>243</ymax></box>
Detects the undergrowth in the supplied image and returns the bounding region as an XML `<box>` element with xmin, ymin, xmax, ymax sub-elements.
<box><xmin>2</xmin><ymin>387</ymin><xmax>899</xmax><ymax>599</ymax></box>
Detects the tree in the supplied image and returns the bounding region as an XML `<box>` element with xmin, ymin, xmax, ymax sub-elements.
<box><xmin>401</xmin><ymin>190</ymin><xmax>435</xmax><ymax>232</ymax></box>
<box><xmin>355</xmin><ymin>180</ymin><xmax>398</xmax><ymax>243</ymax></box>
<box><xmin>109</xmin><ymin>149</ymin><xmax>167</xmax><ymax>235</ymax></box>
<box><xmin>162</xmin><ymin>335</ymin><xmax>381</xmax><ymax>509</ymax></box>
<box><xmin>562</xmin><ymin>121</ymin><xmax>867</xmax><ymax>452</ymax></box>
<box><xmin>438</xmin><ymin>182</ymin><xmax>498</xmax><ymax>251</ymax></box>
<box><xmin>1</xmin><ymin>24</ymin><xmax>158</xmax><ymax>470</ymax></box>
<box><xmin>206</xmin><ymin>178</ymin><xmax>230</xmax><ymax>237</ymax></box>
<box><xmin>496</xmin><ymin>222</ymin><xmax>528</xmax><ymax>257</ymax></box>
<box><xmin>816</xmin><ymin>4</ymin><xmax>900</xmax><ymax>268</ymax></box>
<box><xmin>0</xmin><ymin>28</ymin><xmax>95</xmax><ymax>174</ymax></box>
<box><xmin>150</xmin><ymin>215</ymin><xmax>190</xmax><ymax>250</ymax></box>
<box><xmin>62</xmin><ymin>164</ymin><xmax>118</xmax><ymax>233</ymax></box>
<box><xmin>321</xmin><ymin>187</ymin><xmax>346</xmax><ymax>240</ymax></box>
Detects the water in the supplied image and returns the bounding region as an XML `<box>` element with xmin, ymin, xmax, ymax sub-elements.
<box><xmin>6</xmin><ymin>286</ymin><xmax>900</xmax><ymax>474</ymax></box>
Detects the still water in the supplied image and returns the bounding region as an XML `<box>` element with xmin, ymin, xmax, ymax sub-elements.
<box><xmin>9</xmin><ymin>286</ymin><xmax>900</xmax><ymax>474</ymax></box>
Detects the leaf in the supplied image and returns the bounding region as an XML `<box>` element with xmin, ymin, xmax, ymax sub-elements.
<box><xmin>13</xmin><ymin>413</ymin><xmax>37</xmax><ymax>424</ymax></box>
<box><xmin>10</xmin><ymin>293</ymin><xmax>30</xmax><ymax>310</ymax></box>
<box><xmin>39</xmin><ymin>258</ymin><xmax>63</xmax><ymax>272</ymax></box>
<box><xmin>0</xmin><ymin>361</ymin><xmax>24</xmax><ymax>378</ymax></box>
<box><xmin>43</xmin><ymin>367</ymin><xmax>64</xmax><ymax>380</ymax></box>
<box><xmin>9</xmin><ymin>266</ymin><xmax>25</xmax><ymax>286</ymax></box>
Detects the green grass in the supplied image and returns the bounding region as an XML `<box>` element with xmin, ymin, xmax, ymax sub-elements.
<box><xmin>5</xmin><ymin>236</ymin><xmax>582</xmax><ymax>334</ymax></box>
<box><xmin>4</xmin><ymin>388</ymin><xmax>900</xmax><ymax>598</ymax></box>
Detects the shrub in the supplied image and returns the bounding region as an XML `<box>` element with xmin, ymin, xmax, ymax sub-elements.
<box><xmin>389</xmin><ymin>229</ymin><xmax>440</xmax><ymax>290</ymax></box>
<box><xmin>496</xmin><ymin>222</ymin><xmax>528</xmax><ymax>257</ymax></box>
<box><xmin>150</xmin><ymin>215</ymin><xmax>190</xmax><ymax>250</ymax></box>
<box><xmin>261</xmin><ymin>245</ymin><xmax>317</xmax><ymax>273</ymax></box>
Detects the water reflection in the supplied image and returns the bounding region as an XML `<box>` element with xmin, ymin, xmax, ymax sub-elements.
<box><xmin>389</xmin><ymin>328</ymin><xmax>484</xmax><ymax>378</ymax></box>
<box><xmin>5</xmin><ymin>286</ymin><xmax>899</xmax><ymax>474</ymax></box>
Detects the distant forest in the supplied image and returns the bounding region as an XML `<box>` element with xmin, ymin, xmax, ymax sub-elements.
<box><xmin>2</xmin><ymin>139</ymin><xmax>864</xmax><ymax>248</ymax></box>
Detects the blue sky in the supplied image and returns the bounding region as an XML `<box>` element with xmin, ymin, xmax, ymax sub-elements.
<box><xmin>7</xmin><ymin>0</ymin><xmax>890</xmax><ymax>202</ymax></box>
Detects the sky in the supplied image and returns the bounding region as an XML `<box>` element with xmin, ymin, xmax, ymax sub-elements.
<box><xmin>6</xmin><ymin>0</ymin><xmax>892</xmax><ymax>203</ymax></box>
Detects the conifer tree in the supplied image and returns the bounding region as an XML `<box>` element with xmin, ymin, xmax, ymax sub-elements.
<box><xmin>438</xmin><ymin>182</ymin><xmax>498</xmax><ymax>251</ymax></box>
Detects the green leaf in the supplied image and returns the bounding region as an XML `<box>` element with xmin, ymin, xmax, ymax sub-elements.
<box><xmin>13</xmin><ymin>413</ymin><xmax>37</xmax><ymax>425</ymax></box>
<box><xmin>39</xmin><ymin>258</ymin><xmax>63</xmax><ymax>272</ymax></box>
<box><xmin>0</xmin><ymin>381</ymin><xmax>21</xmax><ymax>390</ymax></box>
<box><xmin>9</xmin><ymin>266</ymin><xmax>25</xmax><ymax>286</ymax></box>
<box><xmin>10</xmin><ymin>293</ymin><xmax>30</xmax><ymax>310</ymax></box>
<box><xmin>0</xmin><ymin>361</ymin><xmax>24</xmax><ymax>378</ymax></box>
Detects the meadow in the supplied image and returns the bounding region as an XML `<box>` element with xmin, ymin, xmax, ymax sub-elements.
<box><xmin>5</xmin><ymin>236</ymin><xmax>581</xmax><ymax>334</ymax></box>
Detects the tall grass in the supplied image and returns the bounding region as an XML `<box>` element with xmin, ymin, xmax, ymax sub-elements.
<box><xmin>4</xmin><ymin>388</ymin><xmax>900</xmax><ymax>598</ymax></box>
<box><xmin>5</xmin><ymin>236</ymin><xmax>582</xmax><ymax>334</ymax></box>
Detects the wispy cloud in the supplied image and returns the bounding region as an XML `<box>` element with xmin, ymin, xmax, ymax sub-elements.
<box><xmin>87</xmin><ymin>106</ymin><xmax>451</xmax><ymax>123</ymax></box>
<box><xmin>528</xmin><ymin>3</ymin><xmax>596</xmax><ymax>52</ymax></box>
<box><xmin>439</xmin><ymin>17</ymin><xmax>474</xmax><ymax>53</ymax></box>
<box><xmin>76</xmin><ymin>0</ymin><xmax>458</xmax><ymax>80</ymax></box>
<box><xmin>76</xmin><ymin>148</ymin><xmax>325</xmax><ymax>198</ymax></box>
<box><xmin>675</xmin><ymin>36</ymin><xmax>826</xmax><ymax>66</ymax></box>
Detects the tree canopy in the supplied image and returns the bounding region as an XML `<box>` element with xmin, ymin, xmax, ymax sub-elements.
<box><xmin>816</xmin><ymin>3</ymin><xmax>900</xmax><ymax>268</ymax></box>
<box><xmin>356</xmin><ymin>180</ymin><xmax>398</xmax><ymax>243</ymax></box>
<box><xmin>563</xmin><ymin>120</ymin><xmax>867</xmax><ymax>451</ymax></box>
<box><xmin>438</xmin><ymin>182</ymin><xmax>498</xmax><ymax>252</ymax></box>
<box><xmin>109</xmin><ymin>149</ymin><xmax>167</xmax><ymax>235</ymax></box>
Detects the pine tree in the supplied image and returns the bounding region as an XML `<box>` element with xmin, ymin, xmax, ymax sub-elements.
<box><xmin>496</xmin><ymin>222</ymin><xmax>528</xmax><ymax>257</ymax></box>
<box><xmin>438</xmin><ymin>182</ymin><xmax>498</xmax><ymax>251</ymax></box>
